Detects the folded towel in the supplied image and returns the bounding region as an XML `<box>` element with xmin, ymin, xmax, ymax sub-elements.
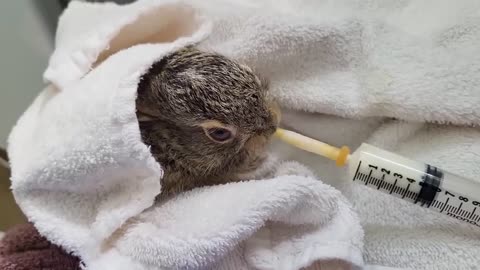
<box><xmin>10</xmin><ymin>0</ymin><xmax>480</xmax><ymax>269</ymax></box>
<box><xmin>0</xmin><ymin>223</ymin><xmax>81</xmax><ymax>270</ymax></box>
<box><xmin>7</xmin><ymin>1</ymin><xmax>364</xmax><ymax>269</ymax></box>
<box><xmin>258</xmin><ymin>0</ymin><xmax>480</xmax><ymax>267</ymax></box>
<box><xmin>90</xmin><ymin>160</ymin><xmax>363</xmax><ymax>270</ymax></box>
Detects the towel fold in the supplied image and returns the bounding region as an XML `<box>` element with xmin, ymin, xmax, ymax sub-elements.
<box><xmin>7</xmin><ymin>1</ymin><xmax>364</xmax><ymax>269</ymax></box>
<box><xmin>89</xmin><ymin>160</ymin><xmax>364</xmax><ymax>270</ymax></box>
<box><xmin>8</xmin><ymin>0</ymin><xmax>480</xmax><ymax>269</ymax></box>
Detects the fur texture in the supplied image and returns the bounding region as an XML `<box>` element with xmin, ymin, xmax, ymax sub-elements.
<box><xmin>136</xmin><ymin>47</ymin><xmax>279</xmax><ymax>197</ymax></box>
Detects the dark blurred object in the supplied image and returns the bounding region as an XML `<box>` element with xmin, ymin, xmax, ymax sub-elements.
<box><xmin>0</xmin><ymin>148</ymin><xmax>7</xmax><ymax>164</ymax></box>
<box><xmin>58</xmin><ymin>0</ymin><xmax>71</xmax><ymax>9</ymax></box>
<box><xmin>0</xmin><ymin>149</ymin><xmax>27</xmax><ymax>231</ymax></box>
<box><xmin>31</xmin><ymin>1</ymin><xmax>63</xmax><ymax>39</ymax></box>
<box><xmin>59</xmin><ymin>0</ymin><xmax>136</xmax><ymax>8</ymax></box>
<box><xmin>0</xmin><ymin>223</ymin><xmax>81</xmax><ymax>270</ymax></box>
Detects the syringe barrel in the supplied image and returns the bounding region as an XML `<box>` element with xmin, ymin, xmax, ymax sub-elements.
<box><xmin>347</xmin><ymin>143</ymin><xmax>480</xmax><ymax>228</ymax></box>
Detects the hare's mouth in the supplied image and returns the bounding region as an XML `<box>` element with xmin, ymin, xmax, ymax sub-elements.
<box><xmin>234</xmin><ymin>154</ymin><xmax>270</xmax><ymax>179</ymax></box>
<box><xmin>236</xmin><ymin>154</ymin><xmax>278</xmax><ymax>180</ymax></box>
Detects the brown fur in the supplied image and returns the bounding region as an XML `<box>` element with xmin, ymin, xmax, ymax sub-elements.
<box><xmin>136</xmin><ymin>46</ymin><xmax>279</xmax><ymax>198</ymax></box>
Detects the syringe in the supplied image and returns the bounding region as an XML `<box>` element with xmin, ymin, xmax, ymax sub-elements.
<box><xmin>274</xmin><ymin>128</ymin><xmax>480</xmax><ymax>228</ymax></box>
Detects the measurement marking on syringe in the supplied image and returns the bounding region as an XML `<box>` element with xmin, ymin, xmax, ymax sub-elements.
<box><xmin>355</xmin><ymin>169</ymin><xmax>419</xmax><ymax>201</ymax></box>
<box><xmin>365</xmin><ymin>171</ymin><xmax>373</xmax><ymax>185</ymax></box>
<box><xmin>456</xmin><ymin>203</ymin><xmax>463</xmax><ymax>214</ymax></box>
<box><xmin>439</xmin><ymin>201</ymin><xmax>444</xmax><ymax>209</ymax></box>
<box><xmin>440</xmin><ymin>198</ymin><xmax>450</xmax><ymax>213</ymax></box>
<box><xmin>377</xmin><ymin>177</ymin><xmax>384</xmax><ymax>190</ymax></box>
<box><xmin>351</xmin><ymin>162</ymin><xmax>480</xmax><ymax>227</ymax></box>
<box><xmin>436</xmin><ymin>200</ymin><xmax>444</xmax><ymax>209</ymax></box>
<box><xmin>353</xmin><ymin>161</ymin><xmax>362</xmax><ymax>182</ymax></box>
<box><xmin>278</xmin><ymin>130</ymin><xmax>480</xmax><ymax>228</ymax></box>
<box><xmin>372</xmin><ymin>176</ymin><xmax>378</xmax><ymax>186</ymax></box>
<box><xmin>389</xmin><ymin>179</ymin><xmax>397</xmax><ymax>194</ymax></box>
<box><xmin>469</xmin><ymin>208</ymin><xmax>477</xmax><ymax>219</ymax></box>
<box><xmin>401</xmin><ymin>184</ymin><xmax>411</xmax><ymax>199</ymax></box>
<box><xmin>442</xmin><ymin>203</ymin><xmax>476</xmax><ymax>219</ymax></box>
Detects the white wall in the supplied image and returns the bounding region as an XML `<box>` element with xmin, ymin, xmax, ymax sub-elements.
<box><xmin>0</xmin><ymin>1</ymin><xmax>54</xmax><ymax>149</ymax></box>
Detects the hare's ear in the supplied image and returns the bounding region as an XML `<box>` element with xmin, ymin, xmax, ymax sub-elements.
<box><xmin>136</xmin><ymin>110</ymin><xmax>157</xmax><ymax>122</ymax></box>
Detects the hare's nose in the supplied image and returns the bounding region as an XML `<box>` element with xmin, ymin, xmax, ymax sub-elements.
<box><xmin>269</xmin><ymin>101</ymin><xmax>281</xmax><ymax>127</ymax></box>
<box><xmin>246</xmin><ymin>135</ymin><xmax>268</xmax><ymax>153</ymax></box>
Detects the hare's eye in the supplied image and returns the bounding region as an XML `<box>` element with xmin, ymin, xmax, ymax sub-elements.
<box><xmin>207</xmin><ymin>128</ymin><xmax>233</xmax><ymax>142</ymax></box>
<box><xmin>199</xmin><ymin>120</ymin><xmax>236</xmax><ymax>143</ymax></box>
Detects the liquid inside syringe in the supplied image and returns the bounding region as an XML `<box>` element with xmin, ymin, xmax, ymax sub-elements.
<box><xmin>274</xmin><ymin>128</ymin><xmax>480</xmax><ymax>228</ymax></box>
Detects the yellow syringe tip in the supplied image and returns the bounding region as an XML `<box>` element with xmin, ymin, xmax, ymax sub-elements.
<box><xmin>336</xmin><ymin>146</ymin><xmax>350</xmax><ymax>167</ymax></box>
<box><xmin>274</xmin><ymin>128</ymin><xmax>350</xmax><ymax>167</ymax></box>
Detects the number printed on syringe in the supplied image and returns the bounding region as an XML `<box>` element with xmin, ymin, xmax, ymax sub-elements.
<box><xmin>273</xmin><ymin>128</ymin><xmax>480</xmax><ymax>228</ymax></box>
<box><xmin>349</xmin><ymin>144</ymin><xmax>480</xmax><ymax>228</ymax></box>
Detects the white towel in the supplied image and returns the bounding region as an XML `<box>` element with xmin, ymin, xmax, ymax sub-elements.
<box><xmin>8</xmin><ymin>0</ymin><xmax>480</xmax><ymax>269</ymax></box>
<box><xmin>7</xmin><ymin>1</ymin><xmax>364</xmax><ymax>269</ymax></box>
<box><xmin>255</xmin><ymin>0</ymin><xmax>480</xmax><ymax>268</ymax></box>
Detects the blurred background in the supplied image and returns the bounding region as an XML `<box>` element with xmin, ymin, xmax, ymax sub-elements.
<box><xmin>0</xmin><ymin>0</ymin><xmax>134</xmax><ymax>232</ymax></box>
